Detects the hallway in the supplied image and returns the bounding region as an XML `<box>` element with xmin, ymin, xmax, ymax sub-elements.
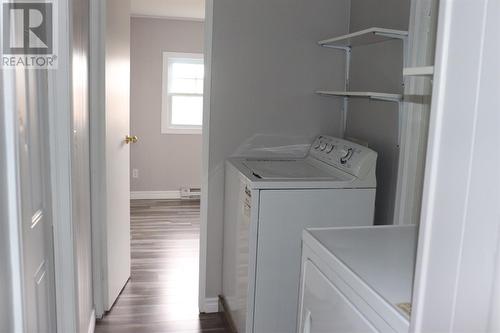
<box><xmin>95</xmin><ymin>200</ymin><xmax>230</xmax><ymax>333</ymax></box>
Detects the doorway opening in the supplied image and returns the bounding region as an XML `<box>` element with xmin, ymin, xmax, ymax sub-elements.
<box><xmin>125</xmin><ymin>13</ymin><xmax>205</xmax><ymax>327</ymax></box>
<box><xmin>92</xmin><ymin>1</ymin><xmax>229</xmax><ymax>331</ymax></box>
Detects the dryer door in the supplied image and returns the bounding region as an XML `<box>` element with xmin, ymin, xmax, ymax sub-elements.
<box><xmin>299</xmin><ymin>260</ymin><xmax>378</xmax><ymax>333</ymax></box>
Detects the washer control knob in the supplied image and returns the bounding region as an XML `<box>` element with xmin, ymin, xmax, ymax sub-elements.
<box><xmin>325</xmin><ymin>144</ymin><xmax>334</xmax><ymax>153</ymax></box>
<box><xmin>340</xmin><ymin>148</ymin><xmax>354</xmax><ymax>165</ymax></box>
<box><xmin>319</xmin><ymin>142</ymin><xmax>327</xmax><ymax>151</ymax></box>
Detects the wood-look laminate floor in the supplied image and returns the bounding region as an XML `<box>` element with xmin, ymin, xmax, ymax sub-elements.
<box><xmin>95</xmin><ymin>199</ymin><xmax>231</xmax><ymax>333</ymax></box>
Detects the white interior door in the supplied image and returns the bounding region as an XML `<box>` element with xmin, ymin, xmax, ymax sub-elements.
<box><xmin>102</xmin><ymin>0</ymin><xmax>132</xmax><ymax>311</ymax></box>
<box><xmin>17</xmin><ymin>68</ymin><xmax>57</xmax><ymax>332</ymax></box>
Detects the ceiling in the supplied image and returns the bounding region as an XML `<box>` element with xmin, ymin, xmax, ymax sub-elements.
<box><xmin>130</xmin><ymin>0</ymin><xmax>205</xmax><ymax>20</ymax></box>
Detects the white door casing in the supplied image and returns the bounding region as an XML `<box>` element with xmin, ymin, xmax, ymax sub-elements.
<box><xmin>199</xmin><ymin>0</ymin><xmax>214</xmax><ymax>313</ymax></box>
<box><xmin>46</xmin><ymin>0</ymin><xmax>78</xmax><ymax>331</ymax></box>
<box><xmin>411</xmin><ymin>0</ymin><xmax>500</xmax><ymax>331</ymax></box>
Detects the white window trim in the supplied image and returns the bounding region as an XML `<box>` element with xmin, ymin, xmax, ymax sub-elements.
<box><xmin>161</xmin><ymin>51</ymin><xmax>204</xmax><ymax>135</ymax></box>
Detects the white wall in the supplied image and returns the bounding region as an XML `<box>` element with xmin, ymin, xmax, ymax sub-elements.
<box><xmin>130</xmin><ymin>17</ymin><xmax>203</xmax><ymax>192</ymax></box>
<box><xmin>203</xmin><ymin>0</ymin><xmax>350</xmax><ymax>300</ymax></box>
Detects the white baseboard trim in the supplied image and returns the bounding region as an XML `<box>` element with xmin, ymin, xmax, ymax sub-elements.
<box><xmin>130</xmin><ymin>190</ymin><xmax>181</xmax><ymax>200</ymax></box>
<box><xmin>202</xmin><ymin>297</ymin><xmax>219</xmax><ymax>313</ymax></box>
<box><xmin>87</xmin><ymin>309</ymin><xmax>96</xmax><ymax>333</ymax></box>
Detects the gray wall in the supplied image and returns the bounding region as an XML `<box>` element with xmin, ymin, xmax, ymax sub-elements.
<box><xmin>346</xmin><ymin>0</ymin><xmax>410</xmax><ymax>224</ymax></box>
<box><xmin>204</xmin><ymin>0</ymin><xmax>350</xmax><ymax>299</ymax></box>
<box><xmin>130</xmin><ymin>17</ymin><xmax>204</xmax><ymax>192</ymax></box>
<box><xmin>71</xmin><ymin>0</ymin><xmax>93</xmax><ymax>331</ymax></box>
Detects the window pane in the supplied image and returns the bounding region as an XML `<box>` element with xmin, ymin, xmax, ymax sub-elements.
<box><xmin>170</xmin><ymin>78</ymin><xmax>204</xmax><ymax>94</ymax></box>
<box><xmin>171</xmin><ymin>95</ymin><xmax>203</xmax><ymax>126</ymax></box>
<box><xmin>172</xmin><ymin>62</ymin><xmax>204</xmax><ymax>79</ymax></box>
<box><xmin>169</xmin><ymin>62</ymin><xmax>204</xmax><ymax>94</ymax></box>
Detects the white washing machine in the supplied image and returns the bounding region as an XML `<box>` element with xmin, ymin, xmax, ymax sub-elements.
<box><xmin>222</xmin><ymin>135</ymin><xmax>378</xmax><ymax>333</ymax></box>
<box><xmin>298</xmin><ymin>225</ymin><xmax>417</xmax><ymax>333</ymax></box>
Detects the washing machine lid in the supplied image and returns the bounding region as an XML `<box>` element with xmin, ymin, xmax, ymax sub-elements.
<box><xmin>242</xmin><ymin>159</ymin><xmax>349</xmax><ymax>180</ymax></box>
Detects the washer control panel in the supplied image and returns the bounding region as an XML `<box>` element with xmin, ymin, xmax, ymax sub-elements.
<box><xmin>309</xmin><ymin>136</ymin><xmax>377</xmax><ymax>178</ymax></box>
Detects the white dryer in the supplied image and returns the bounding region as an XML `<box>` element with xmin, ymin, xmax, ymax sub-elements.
<box><xmin>222</xmin><ymin>135</ymin><xmax>378</xmax><ymax>333</ymax></box>
<box><xmin>298</xmin><ymin>225</ymin><xmax>417</xmax><ymax>333</ymax></box>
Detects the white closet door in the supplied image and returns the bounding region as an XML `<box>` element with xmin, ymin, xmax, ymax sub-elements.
<box><xmin>17</xmin><ymin>68</ymin><xmax>57</xmax><ymax>333</ymax></box>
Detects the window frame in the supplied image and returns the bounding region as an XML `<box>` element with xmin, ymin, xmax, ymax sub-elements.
<box><xmin>161</xmin><ymin>52</ymin><xmax>204</xmax><ymax>135</ymax></box>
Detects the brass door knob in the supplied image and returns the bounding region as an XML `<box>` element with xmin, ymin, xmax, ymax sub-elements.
<box><xmin>125</xmin><ymin>135</ymin><xmax>138</xmax><ymax>144</ymax></box>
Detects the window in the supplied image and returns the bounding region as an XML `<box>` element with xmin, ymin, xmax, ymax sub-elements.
<box><xmin>161</xmin><ymin>52</ymin><xmax>204</xmax><ymax>134</ymax></box>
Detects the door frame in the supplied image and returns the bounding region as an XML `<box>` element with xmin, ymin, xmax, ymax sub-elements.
<box><xmin>46</xmin><ymin>0</ymin><xmax>79</xmax><ymax>330</ymax></box>
<box><xmin>199</xmin><ymin>0</ymin><xmax>215</xmax><ymax>313</ymax></box>
<box><xmin>87</xmin><ymin>0</ymin><xmax>213</xmax><ymax>315</ymax></box>
<box><xmin>88</xmin><ymin>0</ymin><xmax>108</xmax><ymax>318</ymax></box>
<box><xmin>411</xmin><ymin>0</ymin><xmax>500</xmax><ymax>330</ymax></box>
